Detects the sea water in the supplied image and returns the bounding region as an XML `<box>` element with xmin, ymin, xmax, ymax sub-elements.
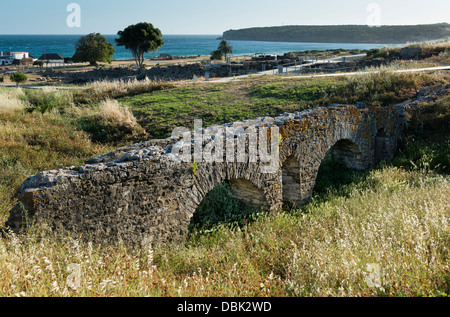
<box><xmin>0</xmin><ymin>34</ymin><xmax>388</xmax><ymax>60</ymax></box>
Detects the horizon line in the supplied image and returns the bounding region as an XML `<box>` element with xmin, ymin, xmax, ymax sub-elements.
<box><xmin>0</xmin><ymin>33</ymin><xmax>222</xmax><ymax>36</ymax></box>
<box><xmin>1</xmin><ymin>21</ymin><xmax>448</xmax><ymax>36</ymax></box>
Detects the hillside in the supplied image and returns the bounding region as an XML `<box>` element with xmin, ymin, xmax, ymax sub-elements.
<box><xmin>221</xmin><ymin>23</ymin><xmax>450</xmax><ymax>44</ymax></box>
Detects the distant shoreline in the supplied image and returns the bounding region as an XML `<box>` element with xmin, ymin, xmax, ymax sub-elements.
<box><xmin>222</xmin><ymin>23</ymin><xmax>450</xmax><ymax>45</ymax></box>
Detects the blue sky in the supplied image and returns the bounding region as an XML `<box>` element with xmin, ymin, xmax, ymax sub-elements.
<box><xmin>0</xmin><ymin>0</ymin><xmax>449</xmax><ymax>35</ymax></box>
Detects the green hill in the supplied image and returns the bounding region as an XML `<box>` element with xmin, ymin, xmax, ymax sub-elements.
<box><xmin>221</xmin><ymin>23</ymin><xmax>450</xmax><ymax>44</ymax></box>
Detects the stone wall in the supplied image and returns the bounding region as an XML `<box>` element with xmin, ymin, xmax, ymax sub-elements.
<box><xmin>42</xmin><ymin>63</ymin><xmax>208</xmax><ymax>84</ymax></box>
<box><xmin>40</xmin><ymin>53</ymin><xmax>306</xmax><ymax>84</ymax></box>
<box><xmin>6</xmin><ymin>102</ymin><xmax>407</xmax><ymax>246</ymax></box>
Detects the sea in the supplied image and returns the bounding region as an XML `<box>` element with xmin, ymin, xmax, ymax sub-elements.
<box><xmin>0</xmin><ymin>34</ymin><xmax>390</xmax><ymax>60</ymax></box>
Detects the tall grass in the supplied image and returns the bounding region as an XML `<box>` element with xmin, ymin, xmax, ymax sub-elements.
<box><xmin>75</xmin><ymin>99</ymin><xmax>147</xmax><ymax>144</ymax></box>
<box><xmin>330</xmin><ymin>70</ymin><xmax>446</xmax><ymax>106</ymax></box>
<box><xmin>97</xmin><ymin>99</ymin><xmax>138</xmax><ymax>129</ymax></box>
<box><xmin>76</xmin><ymin>78</ymin><xmax>175</xmax><ymax>104</ymax></box>
<box><xmin>0</xmin><ymin>87</ymin><xmax>113</xmax><ymax>225</ymax></box>
<box><xmin>367</xmin><ymin>39</ymin><xmax>450</xmax><ymax>64</ymax></box>
<box><xmin>0</xmin><ymin>87</ymin><xmax>27</xmax><ymax>113</ymax></box>
<box><xmin>0</xmin><ymin>168</ymin><xmax>448</xmax><ymax>297</ymax></box>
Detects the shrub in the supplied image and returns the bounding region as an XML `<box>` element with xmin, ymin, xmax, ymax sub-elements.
<box><xmin>24</xmin><ymin>88</ymin><xmax>74</xmax><ymax>114</ymax></box>
<box><xmin>33</xmin><ymin>60</ymin><xmax>44</xmax><ymax>68</ymax></box>
<box><xmin>9</xmin><ymin>72</ymin><xmax>27</xmax><ymax>86</ymax></box>
<box><xmin>77</xmin><ymin>99</ymin><xmax>147</xmax><ymax>144</ymax></box>
<box><xmin>391</xmin><ymin>95</ymin><xmax>450</xmax><ymax>174</ymax></box>
<box><xmin>366</xmin><ymin>47</ymin><xmax>400</xmax><ymax>60</ymax></box>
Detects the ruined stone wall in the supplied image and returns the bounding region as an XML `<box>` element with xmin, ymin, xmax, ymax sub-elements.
<box><xmin>6</xmin><ymin>103</ymin><xmax>406</xmax><ymax>246</ymax></box>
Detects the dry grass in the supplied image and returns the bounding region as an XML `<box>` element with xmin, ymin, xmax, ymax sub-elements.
<box><xmin>98</xmin><ymin>99</ymin><xmax>138</xmax><ymax>129</ymax></box>
<box><xmin>406</xmin><ymin>39</ymin><xmax>450</xmax><ymax>51</ymax></box>
<box><xmin>0</xmin><ymin>87</ymin><xmax>27</xmax><ymax>113</ymax></box>
<box><xmin>0</xmin><ymin>168</ymin><xmax>448</xmax><ymax>297</ymax></box>
<box><xmin>79</xmin><ymin>78</ymin><xmax>175</xmax><ymax>103</ymax></box>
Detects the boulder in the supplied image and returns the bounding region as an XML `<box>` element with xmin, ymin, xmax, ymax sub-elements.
<box><xmin>400</xmin><ymin>47</ymin><xmax>423</xmax><ymax>60</ymax></box>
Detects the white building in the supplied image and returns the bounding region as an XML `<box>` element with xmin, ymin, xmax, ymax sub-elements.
<box><xmin>0</xmin><ymin>52</ymin><xmax>13</xmax><ymax>66</ymax></box>
<box><xmin>9</xmin><ymin>52</ymin><xmax>30</xmax><ymax>60</ymax></box>
<box><xmin>0</xmin><ymin>51</ymin><xmax>33</xmax><ymax>66</ymax></box>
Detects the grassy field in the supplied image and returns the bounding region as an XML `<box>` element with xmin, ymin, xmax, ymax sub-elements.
<box><xmin>0</xmin><ymin>66</ymin><xmax>448</xmax><ymax>297</ymax></box>
<box><xmin>119</xmin><ymin>70</ymin><xmax>447</xmax><ymax>138</ymax></box>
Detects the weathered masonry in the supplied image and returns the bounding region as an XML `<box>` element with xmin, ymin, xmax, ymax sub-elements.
<box><xmin>6</xmin><ymin>103</ymin><xmax>406</xmax><ymax>245</ymax></box>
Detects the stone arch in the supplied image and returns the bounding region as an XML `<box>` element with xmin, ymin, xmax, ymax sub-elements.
<box><xmin>168</xmin><ymin>160</ymin><xmax>282</xmax><ymax>240</ymax></box>
<box><xmin>309</xmin><ymin>138</ymin><xmax>365</xmax><ymax>197</ymax></box>
<box><xmin>227</xmin><ymin>178</ymin><xmax>269</xmax><ymax>209</ymax></box>
<box><xmin>331</xmin><ymin>139</ymin><xmax>366</xmax><ymax>171</ymax></box>
<box><xmin>187</xmin><ymin>176</ymin><xmax>270</xmax><ymax>232</ymax></box>
<box><xmin>6</xmin><ymin>103</ymin><xmax>407</xmax><ymax>246</ymax></box>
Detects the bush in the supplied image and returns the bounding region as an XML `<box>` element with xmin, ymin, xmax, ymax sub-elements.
<box><xmin>24</xmin><ymin>88</ymin><xmax>74</xmax><ymax>114</ymax></box>
<box><xmin>77</xmin><ymin>99</ymin><xmax>147</xmax><ymax>144</ymax></box>
<box><xmin>391</xmin><ymin>95</ymin><xmax>450</xmax><ymax>174</ymax></box>
<box><xmin>9</xmin><ymin>72</ymin><xmax>27</xmax><ymax>86</ymax></box>
<box><xmin>33</xmin><ymin>60</ymin><xmax>44</xmax><ymax>68</ymax></box>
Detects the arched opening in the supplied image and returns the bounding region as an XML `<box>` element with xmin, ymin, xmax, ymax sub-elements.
<box><xmin>188</xmin><ymin>179</ymin><xmax>267</xmax><ymax>233</ymax></box>
<box><xmin>282</xmin><ymin>155</ymin><xmax>302</xmax><ymax>208</ymax></box>
<box><xmin>331</xmin><ymin>139</ymin><xmax>366</xmax><ymax>171</ymax></box>
<box><xmin>313</xmin><ymin>139</ymin><xmax>366</xmax><ymax>196</ymax></box>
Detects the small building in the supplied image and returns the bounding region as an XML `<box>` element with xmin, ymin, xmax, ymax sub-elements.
<box><xmin>1</xmin><ymin>51</ymin><xmax>32</xmax><ymax>66</ymax></box>
<box><xmin>38</xmin><ymin>53</ymin><xmax>64</xmax><ymax>64</ymax></box>
<box><xmin>9</xmin><ymin>51</ymin><xmax>30</xmax><ymax>60</ymax></box>
<box><xmin>13</xmin><ymin>57</ymin><xmax>35</xmax><ymax>66</ymax></box>
<box><xmin>0</xmin><ymin>53</ymin><xmax>13</xmax><ymax>66</ymax></box>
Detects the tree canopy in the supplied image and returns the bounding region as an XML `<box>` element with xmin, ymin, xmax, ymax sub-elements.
<box><xmin>116</xmin><ymin>22</ymin><xmax>164</xmax><ymax>68</ymax></box>
<box><xmin>10</xmin><ymin>72</ymin><xmax>27</xmax><ymax>86</ymax></box>
<box><xmin>210</xmin><ymin>50</ymin><xmax>224</xmax><ymax>61</ymax></box>
<box><xmin>210</xmin><ymin>40</ymin><xmax>233</xmax><ymax>61</ymax></box>
<box><xmin>218</xmin><ymin>40</ymin><xmax>233</xmax><ymax>61</ymax></box>
<box><xmin>72</xmin><ymin>33</ymin><xmax>115</xmax><ymax>66</ymax></box>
